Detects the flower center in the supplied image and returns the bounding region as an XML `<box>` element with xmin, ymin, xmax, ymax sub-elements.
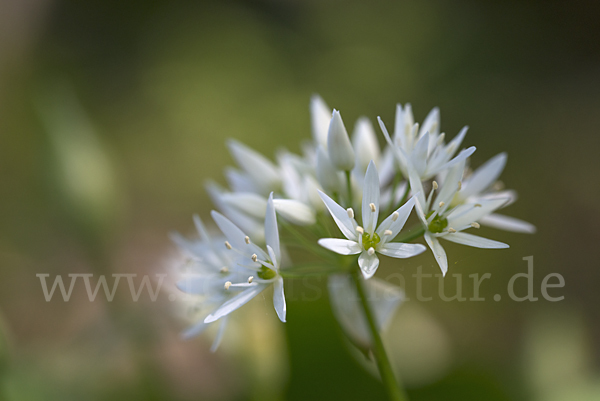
<box><xmin>257</xmin><ymin>265</ymin><xmax>276</xmax><ymax>280</ymax></box>
<box><xmin>362</xmin><ymin>232</ymin><xmax>380</xmax><ymax>250</ymax></box>
<box><xmin>426</xmin><ymin>211</ymin><xmax>448</xmax><ymax>234</ymax></box>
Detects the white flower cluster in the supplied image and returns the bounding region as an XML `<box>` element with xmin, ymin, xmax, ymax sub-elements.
<box><xmin>171</xmin><ymin>95</ymin><xmax>534</xmax><ymax>350</ymax></box>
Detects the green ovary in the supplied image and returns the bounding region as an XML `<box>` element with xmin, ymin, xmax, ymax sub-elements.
<box><xmin>426</xmin><ymin>211</ymin><xmax>448</xmax><ymax>234</ymax></box>
<box><xmin>362</xmin><ymin>232</ymin><xmax>381</xmax><ymax>250</ymax></box>
<box><xmin>257</xmin><ymin>265</ymin><xmax>276</xmax><ymax>280</ymax></box>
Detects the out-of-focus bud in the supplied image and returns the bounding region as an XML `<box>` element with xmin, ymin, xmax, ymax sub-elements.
<box><xmin>310</xmin><ymin>94</ymin><xmax>331</xmax><ymax>149</ymax></box>
<box><xmin>316</xmin><ymin>146</ymin><xmax>342</xmax><ymax>194</ymax></box>
<box><xmin>327</xmin><ymin>110</ymin><xmax>355</xmax><ymax>171</ymax></box>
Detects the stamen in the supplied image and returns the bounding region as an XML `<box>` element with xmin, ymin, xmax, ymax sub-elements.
<box><xmin>244</xmin><ymin>236</ymin><xmax>250</xmax><ymax>244</ymax></box>
<box><xmin>224</xmin><ymin>241</ymin><xmax>232</xmax><ymax>250</ymax></box>
<box><xmin>391</xmin><ymin>211</ymin><xmax>399</xmax><ymax>221</ymax></box>
<box><xmin>356</xmin><ymin>226</ymin><xmax>364</xmax><ymax>234</ymax></box>
<box><xmin>248</xmin><ymin>276</ymin><xmax>254</xmax><ymax>283</ymax></box>
<box><xmin>448</xmin><ymin>227</ymin><xmax>457</xmax><ymax>233</ymax></box>
<box><xmin>224</xmin><ymin>281</ymin><xmax>232</xmax><ymax>290</ymax></box>
<box><xmin>432</xmin><ymin>181</ymin><xmax>438</xmax><ymax>190</ymax></box>
<box><xmin>346</xmin><ymin>208</ymin><xmax>354</xmax><ymax>219</ymax></box>
<box><xmin>474</xmin><ymin>203</ymin><xmax>482</xmax><ymax>207</ymax></box>
<box><xmin>438</xmin><ymin>201</ymin><xmax>445</xmax><ymax>208</ymax></box>
<box><xmin>471</xmin><ymin>222</ymin><xmax>480</xmax><ymax>229</ymax></box>
<box><xmin>457</xmin><ymin>181</ymin><xmax>462</xmax><ymax>191</ymax></box>
<box><xmin>367</xmin><ymin>247</ymin><xmax>375</xmax><ymax>255</ymax></box>
<box><xmin>220</xmin><ymin>266</ymin><xmax>229</xmax><ymax>274</ymax></box>
<box><xmin>384</xmin><ymin>230</ymin><xmax>393</xmax><ymax>236</ymax></box>
<box><xmin>251</xmin><ymin>254</ymin><xmax>258</xmax><ymax>262</ymax></box>
<box><xmin>369</xmin><ymin>203</ymin><xmax>376</xmax><ymax>212</ymax></box>
<box><xmin>493</xmin><ymin>180</ymin><xmax>505</xmax><ymax>190</ymax></box>
<box><xmin>437</xmin><ymin>133</ymin><xmax>445</xmax><ymax>145</ymax></box>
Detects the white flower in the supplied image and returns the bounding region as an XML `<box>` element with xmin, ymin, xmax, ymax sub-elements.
<box><xmin>408</xmin><ymin>160</ymin><xmax>510</xmax><ymax>276</ymax></box>
<box><xmin>318</xmin><ymin>161</ymin><xmax>426</xmax><ymax>279</ymax></box>
<box><xmin>378</xmin><ymin>106</ymin><xmax>476</xmax><ymax>180</ymax></box>
<box><xmin>310</xmin><ymin>94</ymin><xmax>331</xmax><ymax>149</ymax></box>
<box><xmin>327</xmin><ymin>110</ymin><xmax>356</xmax><ymax>171</ymax></box>
<box><xmin>227</xmin><ymin>139</ymin><xmax>281</xmax><ymax>194</ymax></box>
<box><xmin>454</xmin><ymin>152</ymin><xmax>536</xmax><ymax>233</ymax></box>
<box><xmin>171</xmin><ymin>215</ymin><xmax>246</xmax><ymax>351</ymax></box>
<box><xmin>204</xmin><ymin>193</ymin><xmax>286</xmax><ymax>323</ymax></box>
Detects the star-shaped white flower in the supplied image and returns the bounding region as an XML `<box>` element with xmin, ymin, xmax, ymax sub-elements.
<box><xmin>318</xmin><ymin>161</ymin><xmax>426</xmax><ymax>279</ymax></box>
<box><xmin>204</xmin><ymin>193</ymin><xmax>286</xmax><ymax>323</ymax></box>
<box><xmin>408</xmin><ymin>159</ymin><xmax>510</xmax><ymax>276</ymax></box>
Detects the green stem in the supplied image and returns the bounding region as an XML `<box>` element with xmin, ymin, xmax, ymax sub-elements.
<box><xmin>395</xmin><ymin>225</ymin><xmax>425</xmax><ymax>243</ymax></box>
<box><xmin>352</xmin><ymin>269</ymin><xmax>408</xmax><ymax>401</ymax></box>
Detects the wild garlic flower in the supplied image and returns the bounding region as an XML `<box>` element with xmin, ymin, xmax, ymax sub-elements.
<box><xmin>408</xmin><ymin>160</ymin><xmax>511</xmax><ymax>276</ymax></box>
<box><xmin>204</xmin><ymin>193</ymin><xmax>286</xmax><ymax>323</ymax></box>
<box><xmin>378</xmin><ymin>105</ymin><xmax>476</xmax><ymax>180</ymax></box>
<box><xmin>318</xmin><ymin>161</ymin><xmax>426</xmax><ymax>279</ymax></box>
<box><xmin>453</xmin><ymin>152</ymin><xmax>536</xmax><ymax>233</ymax></box>
<box><xmin>171</xmin><ymin>215</ymin><xmax>245</xmax><ymax>351</ymax></box>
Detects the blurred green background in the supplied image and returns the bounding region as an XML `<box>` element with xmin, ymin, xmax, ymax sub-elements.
<box><xmin>1</xmin><ymin>0</ymin><xmax>599</xmax><ymax>400</ymax></box>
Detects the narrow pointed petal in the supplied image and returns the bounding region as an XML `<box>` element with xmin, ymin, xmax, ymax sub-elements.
<box><xmin>273</xmin><ymin>199</ymin><xmax>316</xmax><ymax>225</ymax></box>
<box><xmin>221</xmin><ymin>192</ymin><xmax>268</xmax><ymax>219</ymax></box>
<box><xmin>227</xmin><ymin>139</ymin><xmax>280</xmax><ymax>190</ymax></box>
<box><xmin>378</xmin><ymin>242</ymin><xmax>426</xmax><ymax>258</ymax></box>
<box><xmin>361</xmin><ymin>161</ymin><xmax>380</xmax><ymax>233</ymax></box>
<box><xmin>204</xmin><ymin>284</ymin><xmax>268</xmax><ymax>323</ymax></box>
<box><xmin>447</xmin><ymin>197</ymin><xmax>509</xmax><ymax>228</ymax></box>
<box><xmin>479</xmin><ymin>213</ymin><xmax>536</xmax><ymax>233</ymax></box>
<box><xmin>318</xmin><ymin>238</ymin><xmax>362</xmax><ymax>255</ymax></box>
<box><xmin>376</xmin><ymin>196</ymin><xmax>416</xmax><ymax>239</ymax></box>
<box><xmin>407</xmin><ymin>163</ymin><xmax>426</xmax><ymax>208</ymax></box>
<box><xmin>265</xmin><ymin>193</ymin><xmax>280</xmax><ymax>262</ymax></box>
<box><xmin>318</xmin><ymin>190</ymin><xmax>357</xmax><ymax>241</ymax></box>
<box><xmin>193</xmin><ymin>215</ymin><xmax>211</xmax><ymax>243</ymax></box>
<box><xmin>411</xmin><ymin>132</ymin><xmax>429</xmax><ymax>176</ymax></box>
<box><xmin>181</xmin><ymin>320</ymin><xmax>209</xmax><ymax>340</ymax></box>
<box><xmin>460</xmin><ymin>153</ymin><xmax>507</xmax><ymax>199</ymax></box>
<box><xmin>352</xmin><ymin>117</ymin><xmax>380</xmax><ymax>172</ymax></box>
<box><xmin>310</xmin><ymin>95</ymin><xmax>331</xmax><ymax>148</ymax></box>
<box><xmin>358</xmin><ymin>251</ymin><xmax>380</xmax><ymax>279</ymax></box>
<box><xmin>316</xmin><ymin>146</ymin><xmax>343</xmax><ymax>192</ymax></box>
<box><xmin>425</xmin><ymin>232</ymin><xmax>448</xmax><ymax>276</ymax></box>
<box><xmin>441</xmin><ymin>232</ymin><xmax>509</xmax><ymax>249</ymax></box>
<box><xmin>211</xmin><ymin>211</ymin><xmax>268</xmax><ymax>259</ymax></box>
<box><xmin>437</xmin><ymin>145</ymin><xmax>476</xmax><ymax>174</ymax></box>
<box><xmin>209</xmin><ymin>317</ymin><xmax>229</xmax><ymax>352</ymax></box>
<box><xmin>273</xmin><ymin>276</ymin><xmax>286</xmax><ymax>322</ymax></box>
<box><xmin>224</xmin><ymin>168</ymin><xmax>255</xmax><ymax>193</ymax></box>
<box><xmin>327</xmin><ymin>110</ymin><xmax>355</xmax><ymax>171</ymax></box>
<box><xmin>413</xmin><ymin>196</ymin><xmax>429</xmax><ymax>226</ymax></box>
<box><xmin>420</xmin><ymin>107</ymin><xmax>440</xmax><ymax>139</ymax></box>
<box><xmin>434</xmin><ymin>159</ymin><xmax>465</xmax><ymax>209</ymax></box>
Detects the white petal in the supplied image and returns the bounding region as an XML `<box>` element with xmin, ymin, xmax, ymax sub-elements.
<box><xmin>310</xmin><ymin>94</ymin><xmax>331</xmax><ymax>148</ymax></box>
<box><xmin>447</xmin><ymin>198</ymin><xmax>510</xmax><ymax>228</ymax></box>
<box><xmin>221</xmin><ymin>192</ymin><xmax>267</xmax><ymax>219</ymax></box>
<box><xmin>460</xmin><ymin>153</ymin><xmax>507</xmax><ymax>199</ymax></box>
<box><xmin>406</xmin><ymin>163</ymin><xmax>426</xmax><ymax>209</ymax></box>
<box><xmin>273</xmin><ymin>276</ymin><xmax>286</xmax><ymax>322</ymax></box>
<box><xmin>224</xmin><ymin>168</ymin><xmax>255</xmax><ymax>193</ymax></box>
<box><xmin>358</xmin><ymin>251</ymin><xmax>380</xmax><ymax>279</ymax></box>
<box><xmin>210</xmin><ymin>317</ymin><xmax>228</xmax><ymax>352</ymax></box>
<box><xmin>436</xmin><ymin>145</ymin><xmax>476</xmax><ymax>174</ymax></box>
<box><xmin>227</xmin><ymin>139</ymin><xmax>280</xmax><ymax>191</ymax></box>
<box><xmin>273</xmin><ymin>199</ymin><xmax>316</xmax><ymax>226</ymax></box>
<box><xmin>434</xmin><ymin>159</ymin><xmax>465</xmax><ymax>209</ymax></box>
<box><xmin>318</xmin><ymin>191</ymin><xmax>357</xmax><ymax>241</ymax></box>
<box><xmin>378</xmin><ymin>242</ymin><xmax>426</xmax><ymax>258</ymax></box>
<box><xmin>318</xmin><ymin>238</ymin><xmax>362</xmax><ymax>255</ymax></box>
<box><xmin>420</xmin><ymin>107</ymin><xmax>440</xmax><ymax>139</ymax></box>
<box><xmin>204</xmin><ymin>284</ymin><xmax>268</xmax><ymax>323</ymax></box>
<box><xmin>193</xmin><ymin>215</ymin><xmax>211</xmax><ymax>242</ymax></box>
<box><xmin>316</xmin><ymin>146</ymin><xmax>343</xmax><ymax>193</ymax></box>
<box><xmin>479</xmin><ymin>213</ymin><xmax>536</xmax><ymax>233</ymax></box>
<box><xmin>327</xmin><ymin>110</ymin><xmax>355</xmax><ymax>171</ymax></box>
<box><xmin>361</xmin><ymin>161</ymin><xmax>380</xmax><ymax>234</ymax></box>
<box><xmin>376</xmin><ymin>196</ymin><xmax>416</xmax><ymax>239</ymax></box>
<box><xmin>265</xmin><ymin>193</ymin><xmax>280</xmax><ymax>262</ymax></box>
<box><xmin>211</xmin><ymin>211</ymin><xmax>268</xmax><ymax>259</ymax></box>
<box><xmin>441</xmin><ymin>232</ymin><xmax>509</xmax><ymax>249</ymax></box>
<box><xmin>425</xmin><ymin>232</ymin><xmax>448</xmax><ymax>276</ymax></box>
<box><xmin>413</xmin><ymin>196</ymin><xmax>429</xmax><ymax>227</ymax></box>
<box><xmin>411</xmin><ymin>132</ymin><xmax>429</xmax><ymax>177</ymax></box>
<box><xmin>352</xmin><ymin>117</ymin><xmax>381</xmax><ymax>173</ymax></box>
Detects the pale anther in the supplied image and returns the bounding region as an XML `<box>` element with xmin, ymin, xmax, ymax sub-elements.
<box><xmin>391</xmin><ymin>211</ymin><xmax>399</xmax><ymax>221</ymax></box>
<box><xmin>471</xmin><ymin>222</ymin><xmax>480</xmax><ymax>229</ymax></box>
<box><xmin>225</xmin><ymin>241</ymin><xmax>232</xmax><ymax>250</ymax></box>
<box><xmin>369</xmin><ymin>203</ymin><xmax>376</xmax><ymax>212</ymax></box>
<box><xmin>248</xmin><ymin>276</ymin><xmax>254</xmax><ymax>283</ymax></box>
<box><xmin>474</xmin><ymin>203</ymin><xmax>482</xmax><ymax>207</ymax></box>
<box><xmin>432</xmin><ymin>181</ymin><xmax>438</xmax><ymax>190</ymax></box>
<box><xmin>251</xmin><ymin>254</ymin><xmax>258</xmax><ymax>262</ymax></box>
<box><xmin>457</xmin><ymin>181</ymin><xmax>462</xmax><ymax>191</ymax></box>
<box><xmin>346</xmin><ymin>208</ymin><xmax>354</xmax><ymax>219</ymax></box>
<box><xmin>356</xmin><ymin>226</ymin><xmax>364</xmax><ymax>234</ymax></box>
<box><xmin>367</xmin><ymin>247</ymin><xmax>375</xmax><ymax>255</ymax></box>
<box><xmin>448</xmin><ymin>227</ymin><xmax>457</xmax><ymax>233</ymax></box>
<box><xmin>439</xmin><ymin>201</ymin><xmax>445</xmax><ymax>207</ymax></box>
<box><xmin>224</xmin><ymin>281</ymin><xmax>232</xmax><ymax>290</ymax></box>
<box><xmin>244</xmin><ymin>236</ymin><xmax>250</xmax><ymax>244</ymax></box>
<box><xmin>220</xmin><ymin>266</ymin><xmax>229</xmax><ymax>274</ymax></box>
<box><xmin>384</xmin><ymin>230</ymin><xmax>393</xmax><ymax>236</ymax></box>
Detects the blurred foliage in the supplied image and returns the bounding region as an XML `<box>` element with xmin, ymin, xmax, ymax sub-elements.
<box><xmin>1</xmin><ymin>0</ymin><xmax>599</xmax><ymax>400</ymax></box>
